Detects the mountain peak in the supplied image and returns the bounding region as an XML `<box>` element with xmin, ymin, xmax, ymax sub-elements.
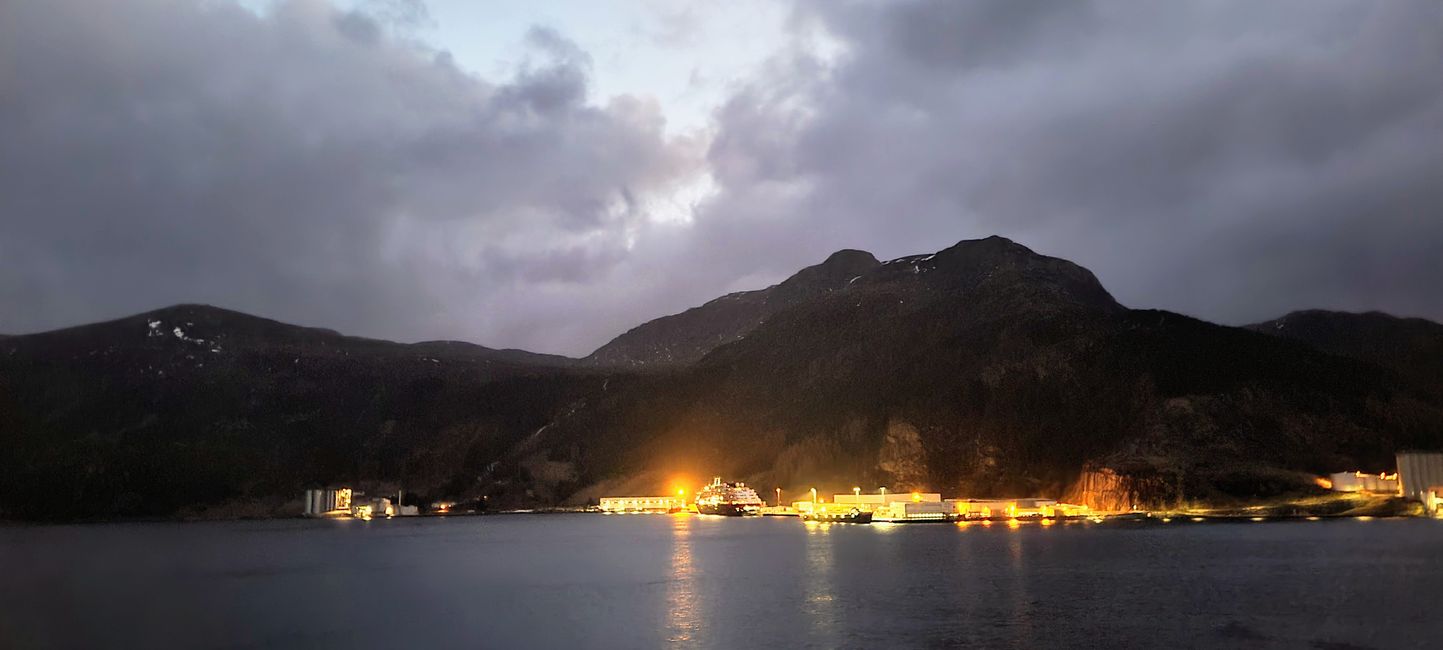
<box><xmin>820</xmin><ymin>248</ymin><xmax>879</xmax><ymax>267</ymax></box>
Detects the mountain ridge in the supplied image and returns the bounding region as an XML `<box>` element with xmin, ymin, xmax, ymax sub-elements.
<box><xmin>3</xmin><ymin>237</ymin><xmax>1442</xmax><ymax>520</ymax></box>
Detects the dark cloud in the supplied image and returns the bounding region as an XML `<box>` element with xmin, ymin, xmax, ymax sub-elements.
<box><xmin>694</xmin><ymin>0</ymin><xmax>1443</xmax><ymax>325</ymax></box>
<box><xmin>2</xmin><ymin>0</ymin><xmax>1440</xmax><ymax>356</ymax></box>
<box><xmin>0</xmin><ymin>0</ymin><xmax>699</xmax><ymax>352</ymax></box>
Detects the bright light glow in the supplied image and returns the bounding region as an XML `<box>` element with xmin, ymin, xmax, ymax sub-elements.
<box><xmin>1314</xmin><ymin>476</ymin><xmax>1333</xmax><ymax>489</ymax></box>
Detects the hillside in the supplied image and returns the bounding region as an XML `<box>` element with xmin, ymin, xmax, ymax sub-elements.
<box><xmin>494</xmin><ymin>238</ymin><xmax>1443</xmax><ymax>510</ymax></box>
<box><xmin>4</xmin><ymin>240</ymin><xmax>1442</xmax><ymax>520</ymax></box>
<box><xmin>585</xmin><ymin>249</ymin><xmax>879</xmax><ymax>367</ymax></box>
<box><xmin>0</xmin><ymin>305</ymin><xmax>595</xmax><ymax>520</ymax></box>
<box><xmin>1247</xmin><ymin>310</ymin><xmax>1443</xmax><ymax>389</ymax></box>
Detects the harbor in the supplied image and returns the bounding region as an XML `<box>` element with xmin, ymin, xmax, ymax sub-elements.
<box><xmin>594</xmin><ymin>452</ymin><xmax>1443</xmax><ymax>526</ymax></box>
<box><xmin>598</xmin><ymin>477</ymin><xmax>1100</xmax><ymax>524</ymax></box>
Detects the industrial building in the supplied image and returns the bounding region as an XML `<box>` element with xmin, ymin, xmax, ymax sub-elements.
<box><xmin>1397</xmin><ymin>452</ymin><xmax>1443</xmax><ymax>514</ymax></box>
<box><xmin>947</xmin><ymin>498</ymin><xmax>1092</xmax><ymax>519</ymax></box>
<box><xmin>303</xmin><ymin>487</ymin><xmax>353</xmax><ymax>517</ymax></box>
<box><xmin>351</xmin><ymin>496</ymin><xmax>395</xmax><ymax>520</ymax></box>
<box><xmin>825</xmin><ymin>491</ymin><xmax>950</xmax><ymax>522</ymax></box>
<box><xmin>872</xmin><ymin>500</ymin><xmax>954</xmax><ymax>522</ymax></box>
<box><xmin>831</xmin><ymin>492</ymin><xmax>942</xmax><ymax>507</ymax></box>
<box><xmin>1327</xmin><ymin>471</ymin><xmax>1400</xmax><ymax>493</ymax></box>
<box><xmin>598</xmin><ymin>496</ymin><xmax>686</xmax><ymax>513</ymax></box>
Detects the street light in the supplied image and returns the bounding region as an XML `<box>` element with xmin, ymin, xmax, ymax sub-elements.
<box><xmin>776</xmin><ymin>487</ymin><xmax>782</xmax><ymax>507</ymax></box>
<box><xmin>853</xmin><ymin>486</ymin><xmax>861</xmax><ymax>498</ymax></box>
<box><xmin>880</xmin><ymin>486</ymin><xmax>887</xmax><ymax>499</ymax></box>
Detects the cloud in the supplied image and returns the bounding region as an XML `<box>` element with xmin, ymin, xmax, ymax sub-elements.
<box><xmin>0</xmin><ymin>0</ymin><xmax>701</xmax><ymax>352</ymax></box>
<box><xmin>693</xmin><ymin>0</ymin><xmax>1443</xmax><ymax>324</ymax></box>
<box><xmin>2</xmin><ymin>0</ymin><xmax>1441</xmax><ymax>356</ymax></box>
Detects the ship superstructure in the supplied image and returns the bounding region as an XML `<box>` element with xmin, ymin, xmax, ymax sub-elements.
<box><xmin>694</xmin><ymin>477</ymin><xmax>764</xmax><ymax>516</ymax></box>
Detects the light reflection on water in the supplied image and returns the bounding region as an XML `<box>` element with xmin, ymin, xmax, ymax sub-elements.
<box><xmin>1006</xmin><ymin>527</ymin><xmax>1034</xmax><ymax>647</ymax></box>
<box><xmin>802</xmin><ymin>522</ymin><xmax>839</xmax><ymax>646</ymax></box>
<box><xmin>665</xmin><ymin>514</ymin><xmax>699</xmax><ymax>644</ymax></box>
<box><xmin>1</xmin><ymin>515</ymin><xmax>1441</xmax><ymax>648</ymax></box>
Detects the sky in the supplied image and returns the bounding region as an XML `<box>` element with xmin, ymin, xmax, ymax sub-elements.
<box><xmin>2</xmin><ymin>0</ymin><xmax>1440</xmax><ymax>356</ymax></box>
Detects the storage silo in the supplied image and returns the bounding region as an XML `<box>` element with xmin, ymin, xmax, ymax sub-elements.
<box><xmin>1395</xmin><ymin>452</ymin><xmax>1443</xmax><ymax>501</ymax></box>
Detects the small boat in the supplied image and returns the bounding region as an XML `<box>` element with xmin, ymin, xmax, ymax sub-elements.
<box><xmin>800</xmin><ymin>507</ymin><xmax>873</xmax><ymax>524</ymax></box>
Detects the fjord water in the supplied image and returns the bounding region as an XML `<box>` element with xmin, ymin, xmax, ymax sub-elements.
<box><xmin>2</xmin><ymin>515</ymin><xmax>1439</xmax><ymax>649</ymax></box>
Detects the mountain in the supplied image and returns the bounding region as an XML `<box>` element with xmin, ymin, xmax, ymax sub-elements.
<box><xmin>499</xmin><ymin>238</ymin><xmax>1443</xmax><ymax>510</ymax></box>
<box><xmin>585</xmin><ymin>249</ymin><xmax>879</xmax><ymax>367</ymax></box>
<box><xmin>4</xmin><ymin>239</ymin><xmax>1442</xmax><ymax>520</ymax></box>
<box><xmin>0</xmin><ymin>304</ymin><xmax>596</xmax><ymax>520</ymax></box>
<box><xmin>1246</xmin><ymin>310</ymin><xmax>1443</xmax><ymax>389</ymax></box>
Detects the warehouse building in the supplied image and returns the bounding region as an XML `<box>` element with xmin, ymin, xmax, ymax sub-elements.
<box><xmin>831</xmin><ymin>492</ymin><xmax>942</xmax><ymax>508</ymax></box>
<box><xmin>1397</xmin><ymin>452</ymin><xmax>1443</xmax><ymax>512</ymax></box>
<box><xmin>1327</xmin><ymin>471</ymin><xmax>1399</xmax><ymax>493</ymax></box>
<box><xmin>598</xmin><ymin>496</ymin><xmax>686</xmax><ymax>513</ymax></box>
<box><xmin>303</xmin><ymin>487</ymin><xmax>353</xmax><ymax>517</ymax></box>
<box><xmin>872</xmin><ymin>500</ymin><xmax>954</xmax><ymax>522</ymax></box>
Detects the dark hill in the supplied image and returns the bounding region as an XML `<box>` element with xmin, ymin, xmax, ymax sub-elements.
<box><xmin>4</xmin><ymin>240</ymin><xmax>1443</xmax><ymax>520</ymax></box>
<box><xmin>497</xmin><ymin>239</ymin><xmax>1443</xmax><ymax>509</ymax></box>
<box><xmin>585</xmin><ymin>249</ymin><xmax>880</xmax><ymax>367</ymax></box>
<box><xmin>0</xmin><ymin>305</ymin><xmax>593</xmax><ymax>520</ymax></box>
<box><xmin>1246</xmin><ymin>310</ymin><xmax>1443</xmax><ymax>389</ymax></box>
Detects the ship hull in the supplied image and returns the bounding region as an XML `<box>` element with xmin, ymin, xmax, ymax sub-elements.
<box><xmin>697</xmin><ymin>503</ymin><xmax>756</xmax><ymax>516</ymax></box>
<box><xmin>801</xmin><ymin>511</ymin><xmax>873</xmax><ymax>524</ymax></box>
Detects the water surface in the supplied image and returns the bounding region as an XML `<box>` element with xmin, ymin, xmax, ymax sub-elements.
<box><xmin>1</xmin><ymin>515</ymin><xmax>1439</xmax><ymax>648</ymax></box>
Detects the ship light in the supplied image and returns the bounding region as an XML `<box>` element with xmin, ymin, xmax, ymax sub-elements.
<box><xmin>911</xmin><ymin>492</ymin><xmax>921</xmax><ymax>502</ymax></box>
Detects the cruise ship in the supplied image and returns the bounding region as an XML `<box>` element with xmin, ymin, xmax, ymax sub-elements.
<box><xmin>694</xmin><ymin>477</ymin><xmax>764</xmax><ymax>516</ymax></box>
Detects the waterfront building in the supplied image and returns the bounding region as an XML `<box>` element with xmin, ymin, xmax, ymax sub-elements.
<box><xmin>351</xmin><ymin>496</ymin><xmax>394</xmax><ymax>520</ymax></box>
<box><xmin>1422</xmin><ymin>487</ymin><xmax>1443</xmax><ymax>517</ymax></box>
<box><xmin>949</xmin><ymin>498</ymin><xmax>1088</xmax><ymax>519</ymax></box>
<box><xmin>598</xmin><ymin>496</ymin><xmax>686</xmax><ymax>513</ymax></box>
<box><xmin>302</xmin><ymin>487</ymin><xmax>353</xmax><ymax>517</ymax></box>
<box><xmin>1326</xmin><ymin>471</ymin><xmax>1400</xmax><ymax>493</ymax></box>
<box><xmin>831</xmin><ymin>492</ymin><xmax>941</xmax><ymax>508</ymax></box>
<box><xmin>1396</xmin><ymin>452</ymin><xmax>1443</xmax><ymax>505</ymax></box>
<box><xmin>872</xmin><ymin>500</ymin><xmax>954</xmax><ymax>522</ymax></box>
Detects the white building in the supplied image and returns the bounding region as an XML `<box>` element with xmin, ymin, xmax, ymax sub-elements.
<box><xmin>1327</xmin><ymin>471</ymin><xmax>1400</xmax><ymax>493</ymax></box>
<box><xmin>1397</xmin><ymin>452</ymin><xmax>1443</xmax><ymax>506</ymax></box>
<box><xmin>598</xmin><ymin>496</ymin><xmax>685</xmax><ymax>513</ymax></box>
<box><xmin>303</xmin><ymin>488</ymin><xmax>352</xmax><ymax>516</ymax></box>
<box><xmin>948</xmin><ymin>498</ymin><xmax>1090</xmax><ymax>519</ymax></box>
<box><xmin>872</xmin><ymin>500</ymin><xmax>954</xmax><ymax>522</ymax></box>
<box><xmin>831</xmin><ymin>492</ymin><xmax>942</xmax><ymax>508</ymax></box>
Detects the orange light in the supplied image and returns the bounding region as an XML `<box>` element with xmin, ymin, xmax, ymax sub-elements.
<box><xmin>911</xmin><ymin>492</ymin><xmax>921</xmax><ymax>502</ymax></box>
<box><xmin>1314</xmin><ymin>477</ymin><xmax>1333</xmax><ymax>489</ymax></box>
